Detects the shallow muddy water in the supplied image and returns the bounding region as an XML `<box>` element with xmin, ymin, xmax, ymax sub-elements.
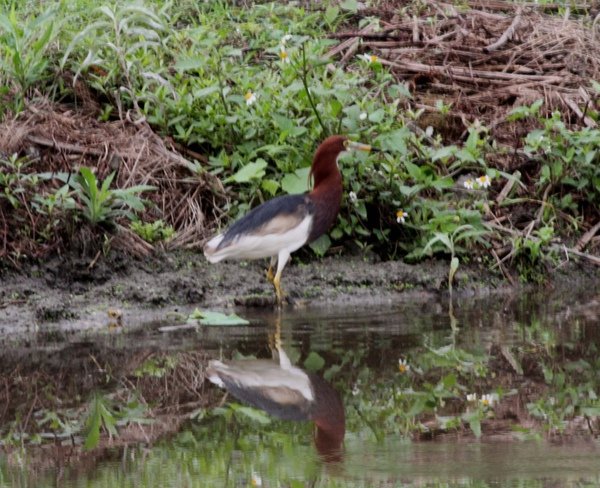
<box><xmin>1</xmin><ymin>285</ymin><xmax>600</xmax><ymax>487</ymax></box>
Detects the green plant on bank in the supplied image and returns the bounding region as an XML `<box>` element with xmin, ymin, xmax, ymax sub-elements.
<box><xmin>511</xmin><ymin>225</ymin><xmax>557</xmax><ymax>283</ymax></box>
<box><xmin>61</xmin><ymin>2</ymin><xmax>168</xmax><ymax>114</ymax></box>
<box><xmin>55</xmin><ymin>1</ymin><xmax>495</xmax><ymax>263</ymax></box>
<box><xmin>0</xmin><ymin>153</ymin><xmax>39</xmax><ymax>208</ymax></box>
<box><xmin>69</xmin><ymin>167</ymin><xmax>155</xmax><ymax>226</ymax></box>
<box><xmin>2</xmin><ymin>1</ymin><xmax>597</xmax><ymax>273</ymax></box>
<box><xmin>130</xmin><ymin>219</ymin><xmax>175</xmax><ymax>243</ymax></box>
<box><xmin>0</xmin><ymin>5</ymin><xmax>57</xmax><ymax>111</ymax></box>
<box><xmin>520</xmin><ymin>107</ymin><xmax>600</xmax><ymax>219</ymax></box>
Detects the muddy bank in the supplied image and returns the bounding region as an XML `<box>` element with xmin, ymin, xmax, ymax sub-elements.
<box><xmin>1</xmin><ymin>251</ymin><xmax>599</xmax><ymax>337</ymax></box>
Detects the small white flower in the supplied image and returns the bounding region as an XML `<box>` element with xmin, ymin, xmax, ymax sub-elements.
<box><xmin>425</xmin><ymin>126</ymin><xmax>434</xmax><ymax>137</ymax></box>
<box><xmin>279</xmin><ymin>46</ymin><xmax>290</xmax><ymax>63</ymax></box>
<box><xmin>244</xmin><ymin>90</ymin><xmax>257</xmax><ymax>106</ymax></box>
<box><xmin>463</xmin><ymin>178</ymin><xmax>475</xmax><ymax>190</ymax></box>
<box><xmin>358</xmin><ymin>53</ymin><xmax>379</xmax><ymax>64</ymax></box>
<box><xmin>396</xmin><ymin>209</ymin><xmax>407</xmax><ymax>224</ymax></box>
<box><xmin>466</xmin><ymin>393</ymin><xmax>478</xmax><ymax>402</ymax></box>
<box><xmin>359</xmin><ymin>112</ymin><xmax>368</xmax><ymax>121</ymax></box>
<box><xmin>480</xmin><ymin>393</ymin><xmax>498</xmax><ymax>407</ymax></box>
<box><xmin>281</xmin><ymin>34</ymin><xmax>293</xmax><ymax>45</ymax></box>
<box><xmin>251</xmin><ymin>472</ymin><xmax>262</xmax><ymax>487</ymax></box>
<box><xmin>352</xmin><ymin>383</ymin><xmax>360</xmax><ymax>396</ymax></box>
<box><xmin>398</xmin><ymin>358</ymin><xmax>410</xmax><ymax>373</ymax></box>
<box><xmin>477</xmin><ymin>175</ymin><xmax>491</xmax><ymax>189</ymax></box>
<box><xmin>349</xmin><ymin>191</ymin><xmax>357</xmax><ymax>203</ymax></box>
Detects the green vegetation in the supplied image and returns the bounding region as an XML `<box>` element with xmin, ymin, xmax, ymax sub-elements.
<box><xmin>70</xmin><ymin>167</ymin><xmax>155</xmax><ymax>226</ymax></box>
<box><xmin>130</xmin><ymin>219</ymin><xmax>175</xmax><ymax>243</ymax></box>
<box><xmin>0</xmin><ymin>0</ymin><xmax>597</xmax><ymax>279</ymax></box>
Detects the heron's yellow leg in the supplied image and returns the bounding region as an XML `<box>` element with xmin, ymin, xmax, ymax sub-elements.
<box><xmin>266</xmin><ymin>256</ymin><xmax>277</xmax><ymax>284</ymax></box>
<box><xmin>273</xmin><ymin>271</ymin><xmax>285</xmax><ymax>307</ymax></box>
<box><xmin>271</xmin><ymin>253</ymin><xmax>289</xmax><ymax>307</ymax></box>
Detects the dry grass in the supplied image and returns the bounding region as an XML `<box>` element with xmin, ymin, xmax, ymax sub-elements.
<box><xmin>328</xmin><ymin>0</ymin><xmax>599</xmax><ymax>153</ymax></box>
<box><xmin>0</xmin><ymin>96</ymin><xmax>225</xmax><ymax>263</ymax></box>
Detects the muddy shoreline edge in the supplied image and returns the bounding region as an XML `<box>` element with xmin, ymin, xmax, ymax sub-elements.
<box><xmin>1</xmin><ymin>251</ymin><xmax>599</xmax><ymax>337</ymax></box>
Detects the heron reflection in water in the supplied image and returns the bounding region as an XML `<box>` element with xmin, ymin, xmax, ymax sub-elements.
<box><xmin>207</xmin><ymin>343</ymin><xmax>345</xmax><ymax>462</ymax></box>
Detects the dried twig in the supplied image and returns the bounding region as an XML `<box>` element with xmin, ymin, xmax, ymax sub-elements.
<box><xmin>483</xmin><ymin>7</ymin><xmax>523</xmax><ymax>53</ymax></box>
<box><xmin>575</xmin><ymin>221</ymin><xmax>600</xmax><ymax>252</ymax></box>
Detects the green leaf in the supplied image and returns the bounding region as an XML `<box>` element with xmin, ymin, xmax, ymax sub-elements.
<box><xmin>193</xmin><ymin>85</ymin><xmax>220</xmax><ymax>98</ymax></box>
<box><xmin>174</xmin><ymin>56</ymin><xmax>205</xmax><ymax>71</ymax></box>
<box><xmin>404</xmin><ymin>161</ymin><xmax>423</xmax><ymax>181</ymax></box>
<box><xmin>304</xmin><ymin>351</ymin><xmax>325</xmax><ymax>372</ymax></box>
<box><xmin>281</xmin><ymin>167</ymin><xmax>310</xmax><ymax>194</ymax></box>
<box><xmin>376</xmin><ymin>128</ymin><xmax>410</xmax><ymax>154</ymax></box>
<box><xmin>368</xmin><ymin>109</ymin><xmax>385</xmax><ymax>123</ymax></box>
<box><xmin>226</xmin><ymin>159</ymin><xmax>268</xmax><ymax>184</ymax></box>
<box><xmin>455</xmin><ymin>148</ymin><xmax>476</xmax><ymax>163</ymax></box>
<box><xmin>309</xmin><ymin>234</ymin><xmax>331</xmax><ymax>257</ymax></box>
<box><xmin>189</xmin><ymin>309</ymin><xmax>249</xmax><ymax>326</ymax></box>
<box><xmin>325</xmin><ymin>5</ymin><xmax>340</xmax><ymax>25</ymax></box>
<box><xmin>467</xmin><ymin>414</ymin><xmax>482</xmax><ymax>438</ymax></box>
<box><xmin>581</xmin><ymin>407</ymin><xmax>600</xmax><ymax>416</ymax></box>
<box><xmin>84</xmin><ymin>407</ymin><xmax>101</xmax><ymax>450</ymax></box>
<box><xmin>261</xmin><ymin>179</ymin><xmax>280</xmax><ymax>196</ymax></box>
<box><xmin>339</xmin><ymin>0</ymin><xmax>358</xmax><ymax>12</ymax></box>
<box><xmin>430</xmin><ymin>145</ymin><xmax>457</xmax><ymax>162</ymax></box>
<box><xmin>449</xmin><ymin>257</ymin><xmax>459</xmax><ymax>284</ymax></box>
<box><xmin>273</xmin><ymin>114</ymin><xmax>294</xmax><ymax>132</ymax></box>
<box><xmin>429</xmin><ymin>177</ymin><xmax>452</xmax><ymax>191</ymax></box>
<box><xmin>355</xmin><ymin>201</ymin><xmax>367</xmax><ymax>219</ymax></box>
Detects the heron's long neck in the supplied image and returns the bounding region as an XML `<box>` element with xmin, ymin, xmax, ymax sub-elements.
<box><xmin>308</xmin><ymin>172</ymin><xmax>343</xmax><ymax>242</ymax></box>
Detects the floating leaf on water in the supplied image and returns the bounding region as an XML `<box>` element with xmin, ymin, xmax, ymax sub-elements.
<box><xmin>158</xmin><ymin>323</ymin><xmax>197</xmax><ymax>333</ymax></box>
<box><xmin>188</xmin><ymin>309</ymin><xmax>249</xmax><ymax>326</ymax></box>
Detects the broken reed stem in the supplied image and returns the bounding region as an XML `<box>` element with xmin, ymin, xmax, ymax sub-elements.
<box><xmin>484</xmin><ymin>7</ymin><xmax>523</xmax><ymax>53</ymax></box>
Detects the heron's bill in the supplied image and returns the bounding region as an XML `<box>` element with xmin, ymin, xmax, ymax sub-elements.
<box><xmin>346</xmin><ymin>141</ymin><xmax>379</xmax><ymax>152</ymax></box>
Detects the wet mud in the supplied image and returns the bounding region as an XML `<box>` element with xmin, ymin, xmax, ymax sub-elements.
<box><xmin>2</xmin><ymin>250</ymin><xmax>598</xmax><ymax>337</ymax></box>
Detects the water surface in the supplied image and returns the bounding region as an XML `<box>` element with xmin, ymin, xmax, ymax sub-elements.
<box><xmin>1</xmin><ymin>286</ymin><xmax>599</xmax><ymax>487</ymax></box>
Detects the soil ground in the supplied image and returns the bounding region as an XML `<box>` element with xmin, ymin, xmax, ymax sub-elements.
<box><xmin>1</xmin><ymin>251</ymin><xmax>598</xmax><ymax>337</ymax></box>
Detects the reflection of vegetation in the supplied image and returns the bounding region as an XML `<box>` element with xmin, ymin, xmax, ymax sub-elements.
<box><xmin>342</xmin><ymin>344</ymin><xmax>492</xmax><ymax>439</ymax></box>
<box><xmin>513</xmin><ymin>319</ymin><xmax>600</xmax><ymax>435</ymax></box>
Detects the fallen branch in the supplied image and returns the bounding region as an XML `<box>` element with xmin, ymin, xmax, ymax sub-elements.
<box><xmin>483</xmin><ymin>7</ymin><xmax>523</xmax><ymax>53</ymax></box>
<box><xmin>575</xmin><ymin>221</ymin><xmax>600</xmax><ymax>252</ymax></box>
<box><xmin>25</xmin><ymin>134</ymin><xmax>118</xmax><ymax>158</ymax></box>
